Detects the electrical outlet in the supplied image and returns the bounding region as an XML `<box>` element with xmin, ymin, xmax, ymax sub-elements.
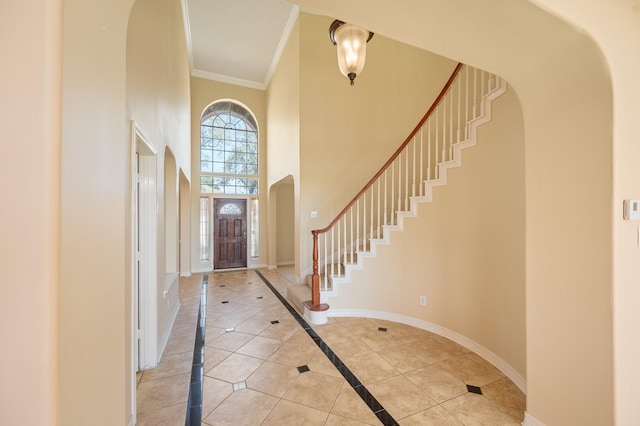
<box><xmin>623</xmin><ymin>200</ymin><xmax>640</xmax><ymax>220</ymax></box>
<box><xmin>419</xmin><ymin>295</ymin><xmax>427</xmax><ymax>306</ymax></box>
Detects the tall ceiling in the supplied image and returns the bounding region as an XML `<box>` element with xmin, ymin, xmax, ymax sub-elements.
<box><xmin>183</xmin><ymin>0</ymin><xmax>303</xmax><ymax>90</ymax></box>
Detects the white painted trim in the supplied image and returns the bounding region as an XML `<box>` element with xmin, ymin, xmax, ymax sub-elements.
<box><xmin>263</xmin><ymin>6</ymin><xmax>299</xmax><ymax>88</ymax></box>
<box><xmin>127</xmin><ymin>415</ymin><xmax>135</xmax><ymax>426</ymax></box>
<box><xmin>179</xmin><ymin>271</ymin><xmax>191</xmax><ymax>277</ymax></box>
<box><xmin>522</xmin><ymin>412</ymin><xmax>546</xmax><ymax>426</ymax></box>
<box><xmin>277</xmin><ymin>260</ymin><xmax>294</xmax><ymax>266</ymax></box>
<box><xmin>267</xmin><ymin>264</ymin><xmax>278</xmax><ymax>270</ymax></box>
<box><xmin>304</xmin><ymin>305</ymin><xmax>328</xmax><ymax>325</ymax></box>
<box><xmin>192</xmin><ymin>68</ymin><xmax>266</xmax><ymax>90</ymax></box>
<box><xmin>249</xmin><ymin>263</ymin><xmax>267</xmax><ymax>269</ymax></box>
<box><xmin>129</xmin><ymin>121</ymin><xmax>138</xmax><ymax>425</ymax></box>
<box><xmin>180</xmin><ymin>0</ymin><xmax>194</xmax><ymax>72</ymax></box>
<box><xmin>329</xmin><ymin>308</ymin><xmax>527</xmax><ymax>394</ymax></box>
<box><xmin>192</xmin><ymin>266</ymin><xmax>212</xmax><ymax>273</ymax></box>
<box><xmin>158</xmin><ymin>299</ymin><xmax>181</xmax><ymax>359</ymax></box>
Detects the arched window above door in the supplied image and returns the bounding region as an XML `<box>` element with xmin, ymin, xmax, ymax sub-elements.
<box><xmin>200</xmin><ymin>101</ymin><xmax>258</xmax><ymax>195</ymax></box>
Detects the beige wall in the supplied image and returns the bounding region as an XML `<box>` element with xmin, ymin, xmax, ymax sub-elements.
<box><xmin>276</xmin><ymin>183</ymin><xmax>295</xmax><ymax>264</ymax></box>
<box><xmin>297</xmin><ymin>12</ymin><xmax>458</xmax><ymax>276</ymax></box>
<box><xmin>189</xmin><ymin>77</ymin><xmax>268</xmax><ymax>270</ymax></box>
<box><xmin>59</xmin><ymin>0</ymin><xmax>191</xmax><ymax>423</ymax></box>
<box><xmin>526</xmin><ymin>3</ymin><xmax>640</xmax><ymax>424</ymax></box>
<box><xmin>60</xmin><ymin>0</ymin><xmax>134</xmax><ymax>424</ymax></box>
<box><xmin>266</xmin><ymin>18</ymin><xmax>301</xmax><ymax>273</ymax></box>
<box><xmin>292</xmin><ymin>1</ymin><xmax>614</xmax><ymax>424</ymax></box>
<box><xmin>329</xmin><ymin>87</ymin><xmax>526</xmax><ymax>379</ymax></box>
<box><xmin>0</xmin><ymin>1</ymin><xmax>61</xmax><ymax>425</ymax></box>
<box><xmin>127</xmin><ymin>0</ymin><xmax>191</xmax><ymax>408</ymax></box>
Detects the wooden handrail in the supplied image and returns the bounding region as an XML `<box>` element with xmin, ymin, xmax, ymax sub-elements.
<box><xmin>311</xmin><ymin>62</ymin><xmax>463</xmax><ymax>236</ymax></box>
<box><xmin>308</xmin><ymin>62</ymin><xmax>464</xmax><ymax>307</ymax></box>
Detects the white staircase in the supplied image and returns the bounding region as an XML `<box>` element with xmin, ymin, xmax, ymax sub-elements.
<box><xmin>289</xmin><ymin>64</ymin><xmax>507</xmax><ymax>322</ymax></box>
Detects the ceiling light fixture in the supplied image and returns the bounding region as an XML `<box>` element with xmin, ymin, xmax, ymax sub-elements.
<box><xmin>328</xmin><ymin>20</ymin><xmax>374</xmax><ymax>86</ymax></box>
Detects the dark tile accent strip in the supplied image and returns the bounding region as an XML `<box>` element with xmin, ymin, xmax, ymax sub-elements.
<box><xmin>185</xmin><ymin>274</ymin><xmax>208</xmax><ymax>426</ymax></box>
<box><xmin>378</xmin><ymin>327</ymin><xmax>388</xmax><ymax>332</ymax></box>
<box><xmin>255</xmin><ymin>270</ymin><xmax>399</xmax><ymax>426</ymax></box>
<box><xmin>270</xmin><ymin>320</ymin><xmax>280</xmax><ymax>324</ymax></box>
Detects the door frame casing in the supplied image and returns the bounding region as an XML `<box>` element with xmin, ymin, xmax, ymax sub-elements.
<box><xmin>130</xmin><ymin>121</ymin><xmax>158</xmax><ymax>384</ymax></box>
<box><xmin>205</xmin><ymin>194</ymin><xmax>257</xmax><ymax>271</ymax></box>
<box><xmin>213</xmin><ymin>197</ymin><xmax>248</xmax><ymax>269</ymax></box>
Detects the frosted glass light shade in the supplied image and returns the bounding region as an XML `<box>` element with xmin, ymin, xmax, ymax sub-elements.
<box><xmin>331</xmin><ymin>22</ymin><xmax>372</xmax><ymax>86</ymax></box>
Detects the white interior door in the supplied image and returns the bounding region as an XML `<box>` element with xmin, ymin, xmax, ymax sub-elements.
<box><xmin>132</xmin><ymin>123</ymin><xmax>158</xmax><ymax>371</ymax></box>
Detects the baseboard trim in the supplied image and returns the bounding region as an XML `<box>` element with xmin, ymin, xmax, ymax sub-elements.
<box><xmin>191</xmin><ymin>266</ymin><xmax>212</xmax><ymax>273</ymax></box>
<box><xmin>522</xmin><ymin>412</ymin><xmax>545</xmax><ymax>426</ymax></box>
<box><xmin>329</xmin><ymin>308</ymin><xmax>526</xmax><ymax>394</ymax></box>
<box><xmin>179</xmin><ymin>271</ymin><xmax>191</xmax><ymax>277</ymax></box>
<box><xmin>277</xmin><ymin>260</ymin><xmax>294</xmax><ymax>266</ymax></box>
<box><xmin>157</xmin><ymin>299</ymin><xmax>181</xmax><ymax>359</ymax></box>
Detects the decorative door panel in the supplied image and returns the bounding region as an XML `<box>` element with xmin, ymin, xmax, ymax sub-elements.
<box><xmin>214</xmin><ymin>199</ymin><xmax>247</xmax><ymax>269</ymax></box>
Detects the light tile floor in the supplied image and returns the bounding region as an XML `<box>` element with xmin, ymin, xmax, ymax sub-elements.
<box><xmin>137</xmin><ymin>268</ymin><xmax>525</xmax><ymax>425</ymax></box>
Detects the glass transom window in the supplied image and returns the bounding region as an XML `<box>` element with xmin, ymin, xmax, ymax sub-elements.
<box><xmin>200</xmin><ymin>101</ymin><xmax>258</xmax><ymax>194</ymax></box>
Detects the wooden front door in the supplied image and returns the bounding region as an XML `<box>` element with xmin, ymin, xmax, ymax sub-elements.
<box><xmin>214</xmin><ymin>198</ymin><xmax>247</xmax><ymax>269</ymax></box>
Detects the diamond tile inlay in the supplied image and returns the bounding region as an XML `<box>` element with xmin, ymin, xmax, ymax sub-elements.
<box><xmin>297</xmin><ymin>365</ymin><xmax>310</xmax><ymax>373</ymax></box>
<box><xmin>233</xmin><ymin>381</ymin><xmax>247</xmax><ymax>391</ymax></box>
<box><xmin>467</xmin><ymin>384</ymin><xmax>483</xmax><ymax>395</ymax></box>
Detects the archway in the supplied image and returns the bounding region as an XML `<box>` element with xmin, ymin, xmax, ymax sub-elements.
<box><xmin>269</xmin><ymin>175</ymin><xmax>296</xmax><ymax>282</ymax></box>
<box><xmin>290</xmin><ymin>1</ymin><xmax>614</xmax><ymax>424</ymax></box>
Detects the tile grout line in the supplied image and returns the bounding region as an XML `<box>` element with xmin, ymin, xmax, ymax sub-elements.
<box><xmin>255</xmin><ymin>270</ymin><xmax>400</xmax><ymax>426</ymax></box>
<box><xmin>185</xmin><ymin>274</ymin><xmax>208</xmax><ymax>426</ymax></box>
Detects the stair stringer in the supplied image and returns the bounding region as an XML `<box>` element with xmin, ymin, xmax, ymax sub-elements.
<box><xmin>320</xmin><ymin>79</ymin><xmax>507</xmax><ymax>304</ymax></box>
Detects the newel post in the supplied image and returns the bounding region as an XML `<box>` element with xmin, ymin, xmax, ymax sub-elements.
<box><xmin>311</xmin><ymin>230</ymin><xmax>320</xmax><ymax>306</ymax></box>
